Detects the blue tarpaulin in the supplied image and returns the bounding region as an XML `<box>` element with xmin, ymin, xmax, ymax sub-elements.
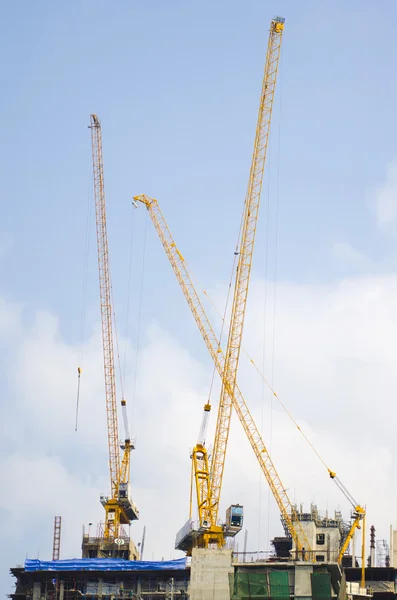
<box><xmin>25</xmin><ymin>558</ymin><xmax>187</xmax><ymax>572</ymax></box>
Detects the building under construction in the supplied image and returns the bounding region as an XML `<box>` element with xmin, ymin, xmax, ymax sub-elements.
<box><xmin>9</xmin><ymin>549</ymin><xmax>397</xmax><ymax>600</ymax></box>
<box><xmin>7</xmin><ymin>11</ymin><xmax>397</xmax><ymax>600</ymax></box>
<box><xmin>9</xmin><ymin>513</ymin><xmax>397</xmax><ymax>600</ymax></box>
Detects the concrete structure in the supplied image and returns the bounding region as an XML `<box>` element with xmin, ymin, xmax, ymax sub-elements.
<box><xmin>390</xmin><ymin>527</ymin><xmax>397</xmax><ymax>568</ymax></box>
<box><xmin>189</xmin><ymin>549</ymin><xmax>233</xmax><ymax>600</ymax></box>
<box><xmin>9</xmin><ymin>564</ymin><xmax>189</xmax><ymax>600</ymax></box>
<box><xmin>81</xmin><ymin>524</ymin><xmax>139</xmax><ymax>560</ymax></box>
<box><xmin>345</xmin><ymin>567</ymin><xmax>396</xmax><ymax>600</ymax></box>
<box><xmin>291</xmin><ymin>504</ymin><xmax>350</xmax><ymax>562</ymax></box>
<box><xmin>9</xmin><ymin>550</ymin><xmax>395</xmax><ymax>600</ymax></box>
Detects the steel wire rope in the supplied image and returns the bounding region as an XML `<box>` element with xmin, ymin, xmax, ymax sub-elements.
<box><xmin>111</xmin><ymin>281</ymin><xmax>125</xmax><ymax>403</ymax></box>
<box><xmin>131</xmin><ymin>210</ymin><xmax>148</xmax><ymax>426</ymax></box>
<box><xmin>167</xmin><ymin>247</ymin><xmax>331</xmax><ymax>473</ymax></box>
<box><xmin>206</xmin><ymin>204</ymin><xmax>245</xmax><ymax>442</ymax></box>
<box><xmin>75</xmin><ymin>159</ymin><xmax>94</xmax><ymax>431</ymax></box>
<box><xmin>266</xmin><ymin>45</ymin><xmax>284</xmax><ymax>549</ymax></box>
<box><xmin>122</xmin><ymin>206</ymin><xmax>136</xmax><ymax>386</ymax></box>
<box><xmin>154</xmin><ymin>235</ymin><xmax>333</xmax><ymax>484</ymax></box>
<box><xmin>201</xmin><ymin>288</ymin><xmax>330</xmax><ymax>474</ymax></box>
<box><xmin>257</xmin><ymin>126</ymin><xmax>272</xmax><ymax>551</ymax></box>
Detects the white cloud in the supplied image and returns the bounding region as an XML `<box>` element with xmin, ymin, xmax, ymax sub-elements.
<box><xmin>332</xmin><ymin>241</ymin><xmax>375</xmax><ymax>272</ymax></box>
<box><xmin>374</xmin><ymin>159</ymin><xmax>397</xmax><ymax>227</ymax></box>
<box><xmin>209</xmin><ymin>275</ymin><xmax>397</xmax><ymax>549</ymax></box>
<box><xmin>0</xmin><ymin>453</ymin><xmax>101</xmax><ymax>553</ymax></box>
<box><xmin>2</xmin><ymin>273</ymin><xmax>397</xmax><ymax>594</ymax></box>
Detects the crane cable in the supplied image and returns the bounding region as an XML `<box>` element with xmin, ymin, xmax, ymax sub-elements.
<box><xmin>174</xmin><ymin>229</ymin><xmax>357</xmax><ymax>509</ymax></box>
<box><xmin>75</xmin><ymin>160</ymin><xmax>94</xmax><ymax>432</ymax></box>
<box><xmin>179</xmin><ymin>253</ymin><xmax>332</xmax><ymax>473</ymax></box>
<box><xmin>202</xmin><ymin>288</ymin><xmax>330</xmax><ymax>474</ymax></box>
<box><xmin>132</xmin><ymin>210</ymin><xmax>148</xmax><ymax>417</ymax></box>
<box><xmin>266</xmin><ymin>44</ymin><xmax>283</xmax><ymax>548</ymax></box>
<box><xmin>111</xmin><ymin>282</ymin><xmax>125</xmax><ymax>403</ymax></box>
<box><xmin>123</xmin><ymin>203</ymin><xmax>136</xmax><ymax>386</ymax></box>
<box><xmin>202</xmin><ymin>285</ymin><xmax>365</xmax><ymax>511</ymax></box>
<box><xmin>258</xmin><ymin>121</ymin><xmax>272</xmax><ymax>551</ymax></box>
<box><xmin>75</xmin><ymin>367</ymin><xmax>82</xmax><ymax>432</ymax></box>
<box><xmin>206</xmin><ymin>210</ymin><xmax>244</xmax><ymax>417</ymax></box>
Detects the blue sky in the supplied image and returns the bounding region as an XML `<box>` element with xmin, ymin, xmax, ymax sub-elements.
<box><xmin>2</xmin><ymin>0</ymin><xmax>397</xmax><ymax>596</ymax></box>
<box><xmin>2</xmin><ymin>0</ymin><xmax>397</xmax><ymax>339</ymax></box>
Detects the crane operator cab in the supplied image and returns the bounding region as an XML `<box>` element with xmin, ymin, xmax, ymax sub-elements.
<box><xmin>118</xmin><ymin>483</ymin><xmax>139</xmax><ymax>521</ymax></box>
<box><xmin>224</xmin><ymin>504</ymin><xmax>244</xmax><ymax>537</ymax></box>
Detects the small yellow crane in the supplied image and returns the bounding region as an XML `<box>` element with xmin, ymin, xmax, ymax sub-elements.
<box><xmin>331</xmin><ymin>471</ymin><xmax>365</xmax><ymax>582</ymax></box>
<box><xmin>90</xmin><ymin>115</ymin><xmax>139</xmax><ymax>548</ymax></box>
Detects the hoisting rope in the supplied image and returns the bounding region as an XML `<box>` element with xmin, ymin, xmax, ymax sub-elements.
<box><xmin>202</xmin><ymin>288</ymin><xmax>331</xmax><ymax>475</ymax></box>
<box><xmin>203</xmin><ymin>286</ymin><xmax>364</xmax><ymax>511</ymax></box>
<box><xmin>75</xmin><ymin>162</ymin><xmax>93</xmax><ymax>432</ymax></box>
<box><xmin>75</xmin><ymin>366</ymin><xmax>82</xmax><ymax>432</ymax></box>
<box><xmin>122</xmin><ymin>203</ymin><xmax>136</xmax><ymax>387</ymax></box>
<box><xmin>266</xmin><ymin>56</ymin><xmax>283</xmax><ymax>547</ymax></box>
<box><xmin>206</xmin><ymin>217</ymin><xmax>243</xmax><ymax>420</ymax></box>
<box><xmin>132</xmin><ymin>210</ymin><xmax>147</xmax><ymax>418</ymax></box>
<box><xmin>179</xmin><ymin>239</ymin><xmax>358</xmax><ymax>507</ymax></box>
<box><xmin>258</xmin><ymin>121</ymin><xmax>272</xmax><ymax>551</ymax></box>
<box><xmin>111</xmin><ymin>281</ymin><xmax>125</xmax><ymax>403</ymax></box>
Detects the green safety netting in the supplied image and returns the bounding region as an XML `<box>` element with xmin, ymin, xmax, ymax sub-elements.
<box><xmin>269</xmin><ymin>570</ymin><xmax>290</xmax><ymax>599</ymax></box>
<box><xmin>311</xmin><ymin>572</ymin><xmax>332</xmax><ymax>600</ymax></box>
<box><xmin>229</xmin><ymin>572</ymin><xmax>269</xmax><ymax>599</ymax></box>
<box><xmin>229</xmin><ymin>570</ymin><xmax>290</xmax><ymax>599</ymax></box>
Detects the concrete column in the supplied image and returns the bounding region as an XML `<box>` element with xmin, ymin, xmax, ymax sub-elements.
<box><xmin>393</xmin><ymin>530</ymin><xmax>397</xmax><ymax>569</ymax></box>
<box><xmin>295</xmin><ymin>564</ymin><xmax>313</xmax><ymax>596</ymax></box>
<box><xmin>190</xmin><ymin>548</ymin><xmax>233</xmax><ymax>600</ymax></box>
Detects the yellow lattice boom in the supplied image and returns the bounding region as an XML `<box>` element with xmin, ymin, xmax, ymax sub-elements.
<box><xmin>90</xmin><ymin>114</ymin><xmax>120</xmax><ymax>503</ymax></box>
<box><xmin>210</xmin><ymin>16</ymin><xmax>285</xmax><ymax>532</ymax></box>
<box><xmin>90</xmin><ymin>115</ymin><xmax>138</xmax><ymax>539</ymax></box>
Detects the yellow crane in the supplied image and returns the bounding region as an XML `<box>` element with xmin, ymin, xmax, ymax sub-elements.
<box><xmin>332</xmin><ymin>471</ymin><xmax>365</xmax><ymax>581</ymax></box>
<box><xmin>136</xmin><ymin>16</ymin><xmax>297</xmax><ymax>555</ymax></box>
<box><xmin>134</xmin><ymin>192</ymin><xmax>311</xmax><ymax>558</ymax></box>
<box><xmin>134</xmin><ymin>18</ymin><xmax>364</xmax><ymax>568</ymax></box>
<box><xmin>135</xmin><ymin>193</ymin><xmax>366</xmax><ymax>570</ymax></box>
<box><xmin>206</xmin><ymin>15</ymin><xmax>285</xmax><ymax>549</ymax></box>
<box><xmin>175</xmin><ymin>15</ymin><xmax>286</xmax><ymax>551</ymax></box>
<box><xmin>90</xmin><ymin>114</ymin><xmax>139</xmax><ymax>544</ymax></box>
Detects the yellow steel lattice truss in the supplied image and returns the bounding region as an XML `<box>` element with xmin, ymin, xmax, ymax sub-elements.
<box><xmin>90</xmin><ymin>115</ymin><xmax>120</xmax><ymax>502</ymax></box>
<box><xmin>134</xmin><ymin>194</ymin><xmax>311</xmax><ymax>555</ymax></box>
<box><xmin>90</xmin><ymin>115</ymin><xmax>136</xmax><ymax>538</ymax></box>
<box><xmin>209</xmin><ymin>16</ymin><xmax>285</xmax><ymax>537</ymax></box>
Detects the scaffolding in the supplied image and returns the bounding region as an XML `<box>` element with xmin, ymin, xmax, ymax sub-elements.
<box><xmin>9</xmin><ymin>566</ymin><xmax>189</xmax><ymax>600</ymax></box>
<box><xmin>52</xmin><ymin>517</ymin><xmax>62</xmax><ymax>562</ymax></box>
<box><xmin>376</xmin><ymin>540</ymin><xmax>390</xmax><ymax>568</ymax></box>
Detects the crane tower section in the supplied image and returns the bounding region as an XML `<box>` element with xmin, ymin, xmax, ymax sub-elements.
<box><xmin>90</xmin><ymin>114</ymin><xmax>120</xmax><ymax>503</ymax></box>
<box><xmin>86</xmin><ymin>115</ymin><xmax>139</xmax><ymax>560</ymax></box>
